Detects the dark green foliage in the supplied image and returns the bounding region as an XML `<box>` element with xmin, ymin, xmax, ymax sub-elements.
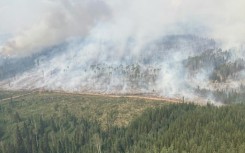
<box><xmin>125</xmin><ymin>104</ymin><xmax>245</xmax><ymax>153</ymax></box>
<box><xmin>0</xmin><ymin>103</ymin><xmax>245</xmax><ymax>153</ymax></box>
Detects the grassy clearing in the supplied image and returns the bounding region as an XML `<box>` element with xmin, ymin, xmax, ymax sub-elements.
<box><xmin>0</xmin><ymin>91</ymin><xmax>168</xmax><ymax>128</ymax></box>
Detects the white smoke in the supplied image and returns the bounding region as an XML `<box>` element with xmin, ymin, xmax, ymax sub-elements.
<box><xmin>0</xmin><ymin>0</ymin><xmax>109</xmax><ymax>56</ymax></box>
<box><xmin>0</xmin><ymin>0</ymin><xmax>245</xmax><ymax>102</ymax></box>
<box><xmin>1</xmin><ymin>0</ymin><xmax>245</xmax><ymax>56</ymax></box>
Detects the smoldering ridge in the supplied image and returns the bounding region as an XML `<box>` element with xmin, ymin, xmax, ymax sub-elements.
<box><xmin>2</xmin><ymin>35</ymin><xmax>243</xmax><ymax>105</ymax></box>
<box><xmin>0</xmin><ymin>0</ymin><xmax>245</xmax><ymax>105</ymax></box>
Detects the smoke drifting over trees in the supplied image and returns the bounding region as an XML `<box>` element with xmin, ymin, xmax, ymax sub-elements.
<box><xmin>0</xmin><ymin>0</ymin><xmax>245</xmax><ymax>104</ymax></box>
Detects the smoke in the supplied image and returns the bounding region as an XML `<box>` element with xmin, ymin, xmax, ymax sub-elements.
<box><xmin>1</xmin><ymin>0</ymin><xmax>245</xmax><ymax>56</ymax></box>
<box><xmin>0</xmin><ymin>0</ymin><xmax>109</xmax><ymax>56</ymax></box>
<box><xmin>102</xmin><ymin>0</ymin><xmax>245</xmax><ymax>50</ymax></box>
<box><xmin>0</xmin><ymin>0</ymin><xmax>245</xmax><ymax>103</ymax></box>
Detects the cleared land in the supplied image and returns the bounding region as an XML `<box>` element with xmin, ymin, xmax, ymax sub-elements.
<box><xmin>0</xmin><ymin>90</ymin><xmax>170</xmax><ymax>128</ymax></box>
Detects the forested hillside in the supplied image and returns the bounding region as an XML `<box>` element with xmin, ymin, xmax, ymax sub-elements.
<box><xmin>1</xmin><ymin>35</ymin><xmax>244</xmax><ymax>104</ymax></box>
<box><xmin>0</xmin><ymin>92</ymin><xmax>244</xmax><ymax>153</ymax></box>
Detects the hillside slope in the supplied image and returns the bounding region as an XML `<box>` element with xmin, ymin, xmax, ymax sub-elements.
<box><xmin>0</xmin><ymin>91</ymin><xmax>244</xmax><ymax>153</ymax></box>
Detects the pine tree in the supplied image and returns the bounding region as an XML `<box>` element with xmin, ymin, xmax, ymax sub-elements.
<box><xmin>14</xmin><ymin>126</ymin><xmax>26</xmax><ymax>153</ymax></box>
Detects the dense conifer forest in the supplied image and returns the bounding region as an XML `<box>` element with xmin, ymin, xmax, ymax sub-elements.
<box><xmin>0</xmin><ymin>92</ymin><xmax>244</xmax><ymax>153</ymax></box>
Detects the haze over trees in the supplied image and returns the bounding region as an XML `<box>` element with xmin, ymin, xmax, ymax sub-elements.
<box><xmin>1</xmin><ymin>36</ymin><xmax>245</xmax><ymax>105</ymax></box>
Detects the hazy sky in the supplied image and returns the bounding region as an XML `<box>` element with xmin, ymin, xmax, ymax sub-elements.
<box><xmin>0</xmin><ymin>0</ymin><xmax>245</xmax><ymax>56</ymax></box>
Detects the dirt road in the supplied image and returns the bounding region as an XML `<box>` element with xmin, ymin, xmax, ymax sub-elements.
<box><xmin>0</xmin><ymin>91</ymin><xmax>38</xmax><ymax>102</ymax></box>
<box><xmin>0</xmin><ymin>89</ymin><xmax>182</xmax><ymax>103</ymax></box>
<box><xmin>50</xmin><ymin>90</ymin><xmax>182</xmax><ymax>103</ymax></box>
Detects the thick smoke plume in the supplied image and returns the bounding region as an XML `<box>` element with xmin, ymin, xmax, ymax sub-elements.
<box><xmin>0</xmin><ymin>0</ymin><xmax>245</xmax><ymax>104</ymax></box>
<box><xmin>1</xmin><ymin>0</ymin><xmax>245</xmax><ymax>56</ymax></box>
<box><xmin>0</xmin><ymin>0</ymin><xmax>109</xmax><ymax>56</ymax></box>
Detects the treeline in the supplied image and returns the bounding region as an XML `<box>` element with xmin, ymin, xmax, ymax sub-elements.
<box><xmin>210</xmin><ymin>59</ymin><xmax>245</xmax><ymax>82</ymax></box>
<box><xmin>88</xmin><ymin>63</ymin><xmax>160</xmax><ymax>89</ymax></box>
<box><xmin>184</xmin><ymin>49</ymin><xmax>245</xmax><ymax>82</ymax></box>
<box><xmin>196</xmin><ymin>85</ymin><xmax>245</xmax><ymax>104</ymax></box>
<box><xmin>1</xmin><ymin>103</ymin><xmax>245</xmax><ymax>153</ymax></box>
<box><xmin>184</xmin><ymin>49</ymin><xmax>231</xmax><ymax>73</ymax></box>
